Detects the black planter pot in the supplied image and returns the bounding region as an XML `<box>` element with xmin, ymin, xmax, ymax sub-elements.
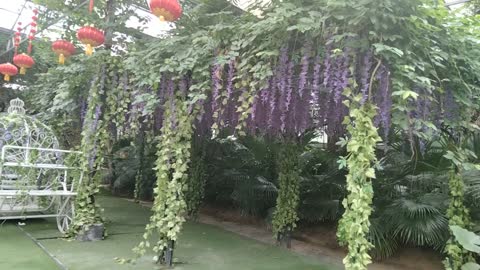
<box><xmin>76</xmin><ymin>223</ymin><xmax>105</xmax><ymax>241</ymax></box>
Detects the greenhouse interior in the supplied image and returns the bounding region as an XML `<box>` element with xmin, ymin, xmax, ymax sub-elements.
<box><xmin>0</xmin><ymin>0</ymin><xmax>480</xmax><ymax>269</ymax></box>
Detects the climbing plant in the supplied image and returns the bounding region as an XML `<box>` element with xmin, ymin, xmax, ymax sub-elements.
<box><xmin>70</xmin><ymin>63</ymin><xmax>108</xmax><ymax>234</ymax></box>
<box><xmin>337</xmin><ymin>93</ymin><xmax>382</xmax><ymax>270</ymax></box>
<box><xmin>272</xmin><ymin>143</ymin><xmax>300</xmax><ymax>244</ymax></box>
<box><xmin>133</xmin><ymin>81</ymin><xmax>197</xmax><ymax>261</ymax></box>
<box><xmin>185</xmin><ymin>138</ymin><xmax>207</xmax><ymax>218</ymax></box>
<box><xmin>18</xmin><ymin>0</ymin><xmax>480</xmax><ymax>268</ymax></box>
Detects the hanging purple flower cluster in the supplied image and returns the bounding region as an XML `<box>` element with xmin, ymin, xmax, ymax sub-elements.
<box><xmin>80</xmin><ymin>98</ymin><xmax>87</xmax><ymax>128</ymax></box>
<box><xmin>359</xmin><ymin>51</ymin><xmax>373</xmax><ymax>104</ymax></box>
<box><xmin>323</xmin><ymin>46</ymin><xmax>350</xmax><ymax>141</ymax></box>
<box><xmin>373</xmin><ymin>65</ymin><xmax>392</xmax><ymax>143</ymax></box>
<box><xmin>444</xmin><ymin>88</ymin><xmax>459</xmax><ymax>122</ymax></box>
<box><xmin>154</xmin><ymin>76</ymin><xmax>167</xmax><ymax>132</ymax></box>
<box><xmin>138</xmin><ymin>44</ymin><xmax>398</xmax><ymax>149</ymax></box>
<box><xmin>211</xmin><ymin>61</ymin><xmax>223</xmax><ymax>129</ymax></box>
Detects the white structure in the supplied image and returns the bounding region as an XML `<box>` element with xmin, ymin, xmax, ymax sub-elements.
<box><xmin>0</xmin><ymin>99</ymin><xmax>82</xmax><ymax>234</ymax></box>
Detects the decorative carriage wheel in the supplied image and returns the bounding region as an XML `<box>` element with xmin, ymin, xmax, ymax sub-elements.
<box><xmin>56</xmin><ymin>196</ymin><xmax>74</xmax><ymax>234</ymax></box>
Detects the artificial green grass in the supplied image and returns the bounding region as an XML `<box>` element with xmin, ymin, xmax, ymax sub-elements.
<box><xmin>0</xmin><ymin>224</ymin><xmax>58</xmax><ymax>270</ymax></box>
<box><xmin>2</xmin><ymin>196</ymin><xmax>336</xmax><ymax>270</ymax></box>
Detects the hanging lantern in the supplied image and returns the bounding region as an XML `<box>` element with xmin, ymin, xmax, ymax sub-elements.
<box><xmin>13</xmin><ymin>54</ymin><xmax>35</xmax><ymax>75</ymax></box>
<box><xmin>14</xmin><ymin>22</ymin><xmax>22</xmax><ymax>56</ymax></box>
<box><xmin>76</xmin><ymin>26</ymin><xmax>104</xmax><ymax>56</ymax></box>
<box><xmin>89</xmin><ymin>0</ymin><xmax>94</xmax><ymax>13</ymax></box>
<box><xmin>149</xmin><ymin>0</ymin><xmax>182</xmax><ymax>22</ymax></box>
<box><xmin>28</xmin><ymin>10</ymin><xmax>39</xmax><ymax>54</ymax></box>
<box><xmin>0</xmin><ymin>63</ymin><xmax>19</xmax><ymax>82</ymax></box>
<box><xmin>52</xmin><ymin>40</ymin><xmax>76</xmax><ymax>64</ymax></box>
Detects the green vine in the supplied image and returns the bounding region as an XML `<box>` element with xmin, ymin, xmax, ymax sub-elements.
<box><xmin>272</xmin><ymin>143</ymin><xmax>300</xmax><ymax>240</ymax></box>
<box><xmin>133</xmin><ymin>87</ymin><xmax>196</xmax><ymax>262</ymax></box>
<box><xmin>337</xmin><ymin>97</ymin><xmax>381</xmax><ymax>270</ymax></box>
<box><xmin>70</xmin><ymin>64</ymin><xmax>107</xmax><ymax>236</ymax></box>
<box><xmin>185</xmin><ymin>140</ymin><xmax>207</xmax><ymax>218</ymax></box>
<box><xmin>443</xmin><ymin>167</ymin><xmax>474</xmax><ymax>270</ymax></box>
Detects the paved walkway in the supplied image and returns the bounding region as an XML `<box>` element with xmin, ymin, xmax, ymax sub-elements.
<box><xmin>0</xmin><ymin>196</ymin><xmax>335</xmax><ymax>270</ymax></box>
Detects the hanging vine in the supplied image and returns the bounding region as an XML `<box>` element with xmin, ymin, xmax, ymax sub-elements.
<box><xmin>337</xmin><ymin>94</ymin><xmax>382</xmax><ymax>270</ymax></box>
<box><xmin>133</xmin><ymin>80</ymin><xmax>197</xmax><ymax>262</ymax></box>
<box><xmin>185</xmin><ymin>138</ymin><xmax>207</xmax><ymax>218</ymax></box>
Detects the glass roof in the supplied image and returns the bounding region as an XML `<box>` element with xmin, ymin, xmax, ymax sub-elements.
<box><xmin>0</xmin><ymin>1</ymin><xmax>171</xmax><ymax>43</ymax></box>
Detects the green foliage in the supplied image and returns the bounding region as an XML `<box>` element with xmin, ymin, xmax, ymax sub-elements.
<box><xmin>185</xmin><ymin>140</ymin><xmax>207</xmax><ymax>218</ymax></box>
<box><xmin>70</xmin><ymin>63</ymin><xmax>107</xmax><ymax>235</ymax></box>
<box><xmin>444</xmin><ymin>168</ymin><xmax>475</xmax><ymax>270</ymax></box>
<box><xmin>133</xmin><ymin>89</ymin><xmax>197</xmax><ymax>261</ymax></box>
<box><xmin>337</xmin><ymin>101</ymin><xmax>381</xmax><ymax>270</ymax></box>
<box><xmin>272</xmin><ymin>143</ymin><xmax>300</xmax><ymax>238</ymax></box>
<box><xmin>386</xmin><ymin>198</ymin><xmax>449</xmax><ymax>249</ymax></box>
<box><xmin>202</xmin><ymin>136</ymin><xmax>278</xmax><ymax>216</ymax></box>
<box><xmin>450</xmin><ymin>226</ymin><xmax>480</xmax><ymax>270</ymax></box>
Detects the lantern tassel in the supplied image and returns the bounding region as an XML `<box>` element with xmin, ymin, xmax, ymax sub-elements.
<box><xmin>4</xmin><ymin>74</ymin><xmax>10</xmax><ymax>81</ymax></box>
<box><xmin>59</xmin><ymin>54</ymin><xmax>65</xmax><ymax>65</ymax></box>
<box><xmin>159</xmin><ymin>15</ymin><xmax>165</xmax><ymax>22</ymax></box>
<box><xmin>86</xmin><ymin>44</ymin><xmax>93</xmax><ymax>56</ymax></box>
<box><xmin>20</xmin><ymin>67</ymin><xmax>26</xmax><ymax>75</ymax></box>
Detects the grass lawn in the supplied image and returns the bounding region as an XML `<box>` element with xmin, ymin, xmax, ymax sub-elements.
<box><xmin>0</xmin><ymin>196</ymin><xmax>337</xmax><ymax>270</ymax></box>
<box><xmin>0</xmin><ymin>224</ymin><xmax>58</xmax><ymax>270</ymax></box>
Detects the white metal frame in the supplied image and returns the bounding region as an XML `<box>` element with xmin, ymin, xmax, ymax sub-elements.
<box><xmin>0</xmin><ymin>145</ymin><xmax>83</xmax><ymax>234</ymax></box>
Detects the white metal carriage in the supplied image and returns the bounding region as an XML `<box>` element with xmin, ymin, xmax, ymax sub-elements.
<box><xmin>0</xmin><ymin>99</ymin><xmax>83</xmax><ymax>234</ymax></box>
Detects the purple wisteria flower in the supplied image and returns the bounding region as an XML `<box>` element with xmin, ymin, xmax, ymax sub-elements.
<box><xmin>376</xmin><ymin>65</ymin><xmax>392</xmax><ymax>143</ymax></box>
<box><xmin>444</xmin><ymin>88</ymin><xmax>459</xmax><ymax>122</ymax></box>
<box><xmin>311</xmin><ymin>56</ymin><xmax>321</xmax><ymax>112</ymax></box>
<box><xmin>298</xmin><ymin>43</ymin><xmax>311</xmax><ymax>98</ymax></box>
<box><xmin>360</xmin><ymin>51</ymin><xmax>373</xmax><ymax>103</ymax></box>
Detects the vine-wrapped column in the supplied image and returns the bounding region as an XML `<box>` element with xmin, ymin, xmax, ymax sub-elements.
<box><xmin>337</xmin><ymin>99</ymin><xmax>381</xmax><ymax>270</ymax></box>
<box><xmin>72</xmin><ymin>65</ymin><xmax>108</xmax><ymax>236</ymax></box>
<box><xmin>272</xmin><ymin>143</ymin><xmax>300</xmax><ymax>247</ymax></box>
<box><xmin>134</xmin><ymin>90</ymin><xmax>195</xmax><ymax>265</ymax></box>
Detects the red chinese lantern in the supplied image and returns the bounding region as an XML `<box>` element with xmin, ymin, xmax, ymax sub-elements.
<box><xmin>0</xmin><ymin>63</ymin><xmax>18</xmax><ymax>82</ymax></box>
<box><xmin>76</xmin><ymin>26</ymin><xmax>105</xmax><ymax>56</ymax></box>
<box><xmin>149</xmin><ymin>0</ymin><xmax>182</xmax><ymax>22</ymax></box>
<box><xmin>52</xmin><ymin>40</ymin><xmax>76</xmax><ymax>64</ymax></box>
<box><xmin>27</xmin><ymin>9</ymin><xmax>39</xmax><ymax>54</ymax></box>
<box><xmin>14</xmin><ymin>22</ymin><xmax>22</xmax><ymax>56</ymax></box>
<box><xmin>13</xmin><ymin>54</ymin><xmax>35</xmax><ymax>75</ymax></box>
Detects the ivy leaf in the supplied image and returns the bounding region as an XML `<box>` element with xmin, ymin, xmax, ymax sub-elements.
<box><xmin>451</xmin><ymin>225</ymin><xmax>480</xmax><ymax>253</ymax></box>
<box><xmin>365</xmin><ymin>168</ymin><xmax>376</xmax><ymax>179</ymax></box>
<box><xmin>462</xmin><ymin>263</ymin><xmax>480</xmax><ymax>270</ymax></box>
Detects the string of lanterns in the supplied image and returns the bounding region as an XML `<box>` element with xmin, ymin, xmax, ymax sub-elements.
<box><xmin>1</xmin><ymin>0</ymin><xmax>183</xmax><ymax>82</ymax></box>
<box><xmin>0</xmin><ymin>8</ymin><xmax>39</xmax><ymax>81</ymax></box>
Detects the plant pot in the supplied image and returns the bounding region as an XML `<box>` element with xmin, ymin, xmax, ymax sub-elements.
<box><xmin>76</xmin><ymin>223</ymin><xmax>105</xmax><ymax>241</ymax></box>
